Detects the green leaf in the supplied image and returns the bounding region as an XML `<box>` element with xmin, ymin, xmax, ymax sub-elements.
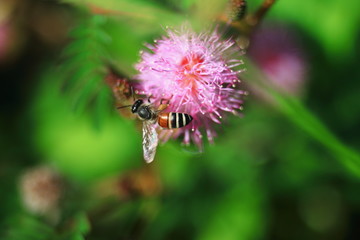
<box><xmin>70</xmin><ymin>75</ymin><xmax>103</xmax><ymax>114</ymax></box>
<box><xmin>92</xmin><ymin>87</ymin><xmax>112</xmax><ymax>129</ymax></box>
<box><xmin>73</xmin><ymin>213</ymin><xmax>91</xmax><ymax>235</ymax></box>
<box><xmin>59</xmin><ymin>15</ymin><xmax>111</xmax><ymax>121</ymax></box>
<box><xmin>62</xmin><ymin>0</ymin><xmax>183</xmax><ymax>25</ymax></box>
<box><xmin>191</xmin><ymin>0</ymin><xmax>228</xmax><ymax>27</ymax></box>
<box><xmin>58</xmin><ymin>213</ymin><xmax>90</xmax><ymax>240</ymax></box>
<box><xmin>2</xmin><ymin>214</ymin><xmax>55</xmax><ymax>240</ymax></box>
<box><xmin>263</xmin><ymin>0</ymin><xmax>360</xmax><ymax>59</ymax></box>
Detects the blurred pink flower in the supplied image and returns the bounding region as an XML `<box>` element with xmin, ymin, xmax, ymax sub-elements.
<box><xmin>248</xmin><ymin>23</ymin><xmax>307</xmax><ymax>96</ymax></box>
<box><xmin>135</xmin><ymin>26</ymin><xmax>246</xmax><ymax>149</ymax></box>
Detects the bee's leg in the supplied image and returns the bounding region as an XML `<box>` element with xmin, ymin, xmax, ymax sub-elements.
<box><xmin>147</xmin><ymin>95</ymin><xmax>153</xmax><ymax>103</ymax></box>
<box><xmin>160</xmin><ymin>98</ymin><xmax>171</xmax><ymax>105</ymax></box>
<box><xmin>160</xmin><ymin>94</ymin><xmax>174</xmax><ymax>105</ymax></box>
<box><xmin>157</xmin><ymin>103</ymin><xmax>169</xmax><ymax>112</ymax></box>
<box><xmin>157</xmin><ymin>97</ymin><xmax>172</xmax><ymax>112</ymax></box>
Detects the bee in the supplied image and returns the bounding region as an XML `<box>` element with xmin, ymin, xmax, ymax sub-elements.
<box><xmin>118</xmin><ymin>94</ymin><xmax>193</xmax><ymax>163</ymax></box>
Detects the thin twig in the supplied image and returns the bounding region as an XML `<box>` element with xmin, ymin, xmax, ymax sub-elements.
<box><xmin>245</xmin><ymin>0</ymin><xmax>277</xmax><ymax>27</ymax></box>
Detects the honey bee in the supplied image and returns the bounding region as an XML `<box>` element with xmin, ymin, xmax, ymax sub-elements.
<box><xmin>118</xmin><ymin>96</ymin><xmax>193</xmax><ymax>163</ymax></box>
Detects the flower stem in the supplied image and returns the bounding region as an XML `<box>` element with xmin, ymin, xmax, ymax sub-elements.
<box><xmin>245</xmin><ymin>61</ymin><xmax>360</xmax><ymax>177</ymax></box>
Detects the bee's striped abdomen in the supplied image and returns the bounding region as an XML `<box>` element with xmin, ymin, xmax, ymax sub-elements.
<box><xmin>158</xmin><ymin>112</ymin><xmax>193</xmax><ymax>129</ymax></box>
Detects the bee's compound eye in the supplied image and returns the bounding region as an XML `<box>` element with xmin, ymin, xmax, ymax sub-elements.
<box><xmin>131</xmin><ymin>99</ymin><xmax>143</xmax><ymax>113</ymax></box>
<box><xmin>138</xmin><ymin>107</ymin><xmax>151</xmax><ymax>120</ymax></box>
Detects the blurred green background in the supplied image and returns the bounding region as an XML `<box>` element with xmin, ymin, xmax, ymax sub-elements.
<box><xmin>0</xmin><ymin>0</ymin><xmax>359</xmax><ymax>239</ymax></box>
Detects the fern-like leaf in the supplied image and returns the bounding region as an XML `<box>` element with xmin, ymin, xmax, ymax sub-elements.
<box><xmin>60</xmin><ymin>14</ymin><xmax>113</xmax><ymax>126</ymax></box>
<box><xmin>2</xmin><ymin>214</ymin><xmax>55</xmax><ymax>240</ymax></box>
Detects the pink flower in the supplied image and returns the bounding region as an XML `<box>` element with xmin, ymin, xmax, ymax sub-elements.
<box><xmin>135</xmin><ymin>26</ymin><xmax>246</xmax><ymax>149</ymax></box>
<box><xmin>248</xmin><ymin>23</ymin><xmax>307</xmax><ymax>96</ymax></box>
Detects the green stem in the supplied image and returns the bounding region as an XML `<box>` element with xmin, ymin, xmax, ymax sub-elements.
<box><xmin>245</xmin><ymin>61</ymin><xmax>360</xmax><ymax>177</ymax></box>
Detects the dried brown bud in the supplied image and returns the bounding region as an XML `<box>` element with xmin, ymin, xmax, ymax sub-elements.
<box><xmin>226</xmin><ymin>0</ymin><xmax>247</xmax><ymax>21</ymax></box>
<box><xmin>117</xmin><ymin>167</ymin><xmax>162</xmax><ymax>199</ymax></box>
<box><xmin>19</xmin><ymin>166</ymin><xmax>63</xmax><ymax>221</ymax></box>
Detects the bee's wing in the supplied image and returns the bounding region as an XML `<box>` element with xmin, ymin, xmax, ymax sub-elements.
<box><xmin>142</xmin><ymin>121</ymin><xmax>158</xmax><ymax>163</ymax></box>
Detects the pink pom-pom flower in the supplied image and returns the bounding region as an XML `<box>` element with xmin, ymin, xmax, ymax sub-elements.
<box><xmin>135</xmin><ymin>26</ymin><xmax>246</xmax><ymax>149</ymax></box>
<box><xmin>247</xmin><ymin>23</ymin><xmax>307</xmax><ymax>96</ymax></box>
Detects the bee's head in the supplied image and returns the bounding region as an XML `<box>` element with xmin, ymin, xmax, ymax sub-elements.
<box><xmin>131</xmin><ymin>99</ymin><xmax>144</xmax><ymax>113</ymax></box>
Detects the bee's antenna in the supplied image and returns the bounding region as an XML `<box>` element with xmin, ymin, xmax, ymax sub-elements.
<box><xmin>147</xmin><ymin>94</ymin><xmax>153</xmax><ymax>103</ymax></box>
<box><xmin>117</xmin><ymin>105</ymin><xmax>132</xmax><ymax>109</ymax></box>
